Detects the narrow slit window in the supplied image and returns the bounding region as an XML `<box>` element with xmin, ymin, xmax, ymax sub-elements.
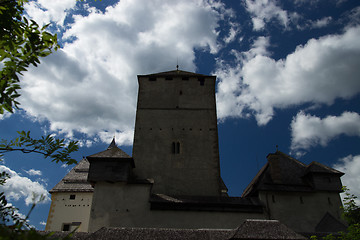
<box><xmin>165</xmin><ymin>77</ymin><xmax>173</xmax><ymax>80</ymax></box>
<box><xmin>70</xmin><ymin>194</ymin><xmax>76</xmax><ymax>200</ymax></box>
<box><xmin>176</xmin><ymin>142</ymin><xmax>180</xmax><ymax>154</ymax></box>
<box><xmin>199</xmin><ymin>77</ymin><xmax>205</xmax><ymax>86</ymax></box>
<box><xmin>172</xmin><ymin>142</ymin><xmax>176</xmax><ymax>154</ymax></box>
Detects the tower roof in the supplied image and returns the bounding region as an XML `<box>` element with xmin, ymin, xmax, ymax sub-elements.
<box><xmin>138</xmin><ymin>69</ymin><xmax>215</xmax><ymax>78</ymax></box>
<box><xmin>49</xmin><ymin>158</ymin><xmax>93</xmax><ymax>193</ymax></box>
<box><xmin>87</xmin><ymin>139</ymin><xmax>131</xmax><ymax>159</ymax></box>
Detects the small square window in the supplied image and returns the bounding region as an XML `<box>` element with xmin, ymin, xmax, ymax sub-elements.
<box><xmin>70</xmin><ymin>194</ymin><xmax>76</xmax><ymax>200</ymax></box>
<box><xmin>62</xmin><ymin>224</ymin><xmax>70</xmax><ymax>231</ymax></box>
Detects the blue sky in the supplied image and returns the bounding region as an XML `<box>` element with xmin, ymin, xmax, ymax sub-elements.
<box><xmin>1</xmin><ymin>0</ymin><xmax>360</xmax><ymax>230</ymax></box>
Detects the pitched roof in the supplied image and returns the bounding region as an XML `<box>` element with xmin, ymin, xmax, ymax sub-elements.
<box><xmin>41</xmin><ymin>220</ymin><xmax>306</xmax><ymax>240</ymax></box>
<box><xmin>315</xmin><ymin>212</ymin><xmax>347</xmax><ymax>233</ymax></box>
<box><xmin>87</xmin><ymin>146</ymin><xmax>131</xmax><ymax>158</ymax></box>
<box><xmin>231</xmin><ymin>219</ymin><xmax>306</xmax><ymax>240</ymax></box>
<box><xmin>306</xmin><ymin>162</ymin><xmax>344</xmax><ymax>175</ymax></box>
<box><xmin>242</xmin><ymin>151</ymin><xmax>343</xmax><ymax>197</ymax></box>
<box><xmin>49</xmin><ymin>158</ymin><xmax>93</xmax><ymax>193</ymax></box>
<box><xmin>138</xmin><ymin>69</ymin><xmax>215</xmax><ymax>78</ymax></box>
<box><xmin>87</xmin><ymin>141</ymin><xmax>131</xmax><ymax>159</ymax></box>
<box><xmin>85</xmin><ymin>227</ymin><xmax>233</xmax><ymax>240</ymax></box>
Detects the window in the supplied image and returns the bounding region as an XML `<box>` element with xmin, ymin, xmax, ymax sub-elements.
<box><xmin>182</xmin><ymin>77</ymin><xmax>189</xmax><ymax>80</ymax></box>
<box><xmin>69</xmin><ymin>194</ymin><xmax>76</xmax><ymax>200</ymax></box>
<box><xmin>62</xmin><ymin>224</ymin><xmax>70</xmax><ymax>231</ymax></box>
<box><xmin>172</xmin><ymin>142</ymin><xmax>180</xmax><ymax>154</ymax></box>
<box><xmin>198</xmin><ymin>77</ymin><xmax>205</xmax><ymax>86</ymax></box>
<box><xmin>149</xmin><ymin>77</ymin><xmax>156</xmax><ymax>81</ymax></box>
<box><xmin>177</xmin><ymin>142</ymin><xmax>180</xmax><ymax>154</ymax></box>
<box><xmin>165</xmin><ymin>77</ymin><xmax>173</xmax><ymax>80</ymax></box>
<box><xmin>272</xmin><ymin>195</ymin><xmax>275</xmax><ymax>203</ymax></box>
<box><xmin>300</xmin><ymin>196</ymin><xmax>304</xmax><ymax>204</ymax></box>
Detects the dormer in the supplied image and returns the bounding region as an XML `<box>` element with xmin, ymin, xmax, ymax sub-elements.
<box><xmin>303</xmin><ymin>162</ymin><xmax>344</xmax><ymax>192</ymax></box>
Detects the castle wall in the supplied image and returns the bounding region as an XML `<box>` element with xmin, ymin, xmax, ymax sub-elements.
<box><xmin>259</xmin><ymin>191</ymin><xmax>345</xmax><ymax>232</ymax></box>
<box><xmin>88</xmin><ymin>182</ymin><xmax>265</xmax><ymax>233</ymax></box>
<box><xmin>45</xmin><ymin>192</ymin><xmax>93</xmax><ymax>232</ymax></box>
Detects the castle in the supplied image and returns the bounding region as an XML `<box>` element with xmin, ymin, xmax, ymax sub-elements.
<box><xmin>45</xmin><ymin>70</ymin><xmax>347</xmax><ymax>236</ymax></box>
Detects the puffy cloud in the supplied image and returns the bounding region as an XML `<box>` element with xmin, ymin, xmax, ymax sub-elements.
<box><xmin>0</xmin><ymin>165</ymin><xmax>50</xmax><ymax>206</ymax></box>
<box><xmin>20</xmin><ymin>0</ymin><xmax>233</xmax><ymax>145</ymax></box>
<box><xmin>24</xmin><ymin>169</ymin><xmax>42</xmax><ymax>176</ymax></box>
<box><xmin>244</xmin><ymin>0</ymin><xmax>289</xmax><ymax>31</ymax></box>
<box><xmin>24</xmin><ymin>0</ymin><xmax>77</xmax><ymax>26</ymax></box>
<box><xmin>215</xmin><ymin>25</ymin><xmax>360</xmax><ymax>125</ymax></box>
<box><xmin>290</xmin><ymin>111</ymin><xmax>360</xmax><ymax>153</ymax></box>
<box><xmin>333</xmin><ymin>155</ymin><xmax>360</xmax><ymax>204</ymax></box>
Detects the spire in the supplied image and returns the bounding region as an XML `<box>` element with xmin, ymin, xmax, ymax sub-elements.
<box><xmin>107</xmin><ymin>137</ymin><xmax>117</xmax><ymax>149</ymax></box>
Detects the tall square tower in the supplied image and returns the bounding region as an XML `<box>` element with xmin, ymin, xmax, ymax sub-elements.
<box><xmin>132</xmin><ymin>70</ymin><xmax>221</xmax><ymax>196</ymax></box>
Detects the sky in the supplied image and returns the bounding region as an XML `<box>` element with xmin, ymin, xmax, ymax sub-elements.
<box><xmin>0</xmin><ymin>0</ymin><xmax>360</xmax><ymax>230</ymax></box>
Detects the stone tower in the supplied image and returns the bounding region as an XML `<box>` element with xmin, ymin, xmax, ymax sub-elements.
<box><xmin>132</xmin><ymin>70</ymin><xmax>222</xmax><ymax>196</ymax></box>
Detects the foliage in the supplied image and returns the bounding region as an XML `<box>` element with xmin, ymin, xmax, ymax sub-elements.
<box><xmin>0</xmin><ymin>0</ymin><xmax>59</xmax><ymax>114</ymax></box>
<box><xmin>310</xmin><ymin>224</ymin><xmax>360</xmax><ymax>240</ymax></box>
<box><xmin>0</xmin><ymin>1</ymin><xmax>79</xmax><ymax>238</ymax></box>
<box><xmin>342</xmin><ymin>186</ymin><xmax>360</xmax><ymax>225</ymax></box>
<box><xmin>0</xmin><ymin>131</ymin><xmax>79</xmax><ymax>165</ymax></box>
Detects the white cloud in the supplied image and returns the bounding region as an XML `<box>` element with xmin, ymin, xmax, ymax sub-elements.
<box><xmin>290</xmin><ymin>111</ymin><xmax>360</xmax><ymax>153</ymax></box>
<box><xmin>24</xmin><ymin>0</ymin><xmax>77</xmax><ymax>26</ymax></box>
<box><xmin>310</xmin><ymin>16</ymin><xmax>332</xmax><ymax>29</ymax></box>
<box><xmin>40</xmin><ymin>221</ymin><xmax>47</xmax><ymax>226</ymax></box>
<box><xmin>245</xmin><ymin>0</ymin><xmax>289</xmax><ymax>31</ymax></box>
<box><xmin>61</xmin><ymin>163</ymin><xmax>68</xmax><ymax>168</ymax></box>
<box><xmin>223</xmin><ymin>23</ymin><xmax>240</xmax><ymax>43</ymax></box>
<box><xmin>24</xmin><ymin>169</ymin><xmax>42</xmax><ymax>176</ymax></box>
<box><xmin>0</xmin><ymin>165</ymin><xmax>50</xmax><ymax>206</ymax></box>
<box><xmin>215</xmin><ymin>25</ymin><xmax>360</xmax><ymax>125</ymax></box>
<box><xmin>333</xmin><ymin>155</ymin><xmax>360</xmax><ymax>204</ymax></box>
<box><xmin>0</xmin><ymin>110</ymin><xmax>12</xmax><ymax>120</ymax></box>
<box><xmin>19</xmin><ymin>0</ymin><xmax>233</xmax><ymax>145</ymax></box>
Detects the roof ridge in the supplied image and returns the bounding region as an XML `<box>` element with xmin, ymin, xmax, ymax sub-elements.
<box><xmin>275</xmin><ymin>151</ymin><xmax>307</xmax><ymax>167</ymax></box>
<box><xmin>138</xmin><ymin>69</ymin><xmax>214</xmax><ymax>78</ymax></box>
